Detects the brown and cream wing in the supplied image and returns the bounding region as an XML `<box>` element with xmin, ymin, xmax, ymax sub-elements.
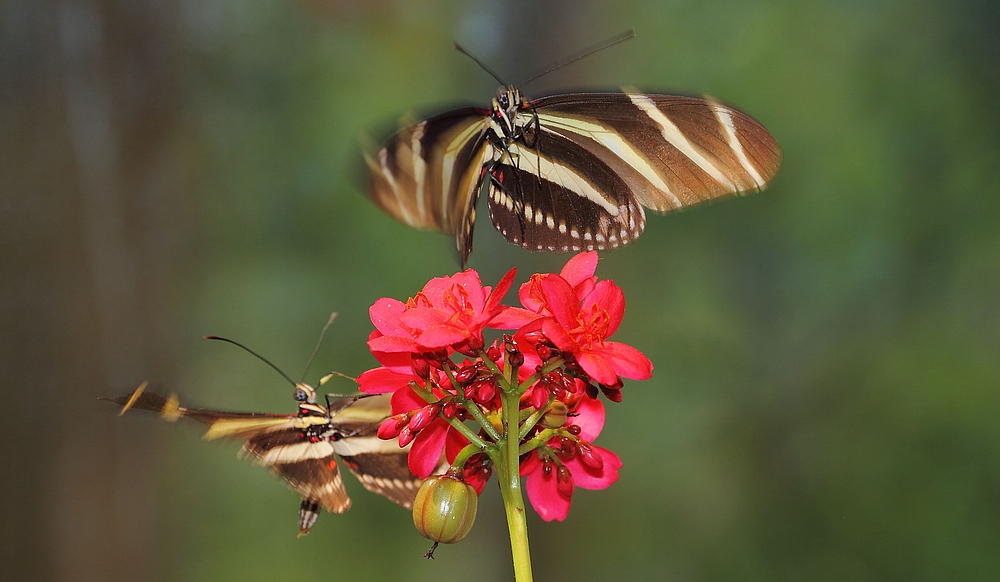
<box><xmin>533</xmin><ymin>91</ymin><xmax>782</xmax><ymax>212</ymax></box>
<box><xmin>366</xmin><ymin>109</ymin><xmax>493</xmax><ymax>251</ymax></box>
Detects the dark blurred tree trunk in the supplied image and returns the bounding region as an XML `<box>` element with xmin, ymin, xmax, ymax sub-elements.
<box><xmin>0</xmin><ymin>1</ymin><xmax>187</xmax><ymax>581</ymax></box>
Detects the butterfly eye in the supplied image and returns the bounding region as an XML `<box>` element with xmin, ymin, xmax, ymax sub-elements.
<box><xmin>499</xmin><ymin>93</ymin><xmax>509</xmax><ymax>108</ymax></box>
<box><xmin>294</xmin><ymin>388</ymin><xmax>309</xmax><ymax>402</ymax></box>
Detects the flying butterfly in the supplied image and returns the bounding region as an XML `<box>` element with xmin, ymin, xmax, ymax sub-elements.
<box><xmin>366</xmin><ymin>30</ymin><xmax>782</xmax><ymax>267</ymax></box>
<box><xmin>104</xmin><ymin>314</ymin><xmax>426</xmax><ymax>536</ymax></box>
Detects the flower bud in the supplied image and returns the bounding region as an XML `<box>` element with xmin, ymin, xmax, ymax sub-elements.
<box><xmin>412</xmin><ymin>475</ymin><xmax>478</xmax><ymax>544</ymax></box>
<box><xmin>556</xmin><ymin>465</ymin><xmax>575</xmax><ymax>498</ymax></box>
<box><xmin>486</xmin><ymin>344</ymin><xmax>502</xmax><ymax>363</ymax></box>
<box><xmin>474</xmin><ymin>379</ymin><xmax>497</xmax><ymax>405</ymax></box>
<box><xmin>454</xmin><ymin>364</ymin><xmax>478</xmax><ymax>384</ymax></box>
<box><xmin>600</xmin><ymin>384</ymin><xmax>623</xmax><ymax>403</ymax></box>
<box><xmin>398</xmin><ymin>426</ymin><xmax>416</xmax><ymax>447</ymax></box>
<box><xmin>376</xmin><ymin>414</ymin><xmax>408</xmax><ymax>440</ymax></box>
<box><xmin>535</xmin><ymin>343</ymin><xmax>555</xmax><ymax>362</ymax></box>
<box><xmin>411</xmin><ymin>355</ymin><xmax>431</xmax><ymax>379</ymax></box>
<box><xmin>540</xmin><ymin>400</ymin><xmax>568</xmax><ymax>429</ymax></box>
<box><xmin>528</xmin><ymin>384</ymin><xmax>548</xmax><ymax>410</ymax></box>
<box><xmin>441</xmin><ymin>400</ymin><xmax>457</xmax><ymax>419</ymax></box>
<box><xmin>577</xmin><ymin>441</ymin><xmax>604</xmax><ymax>470</ymax></box>
<box><xmin>408</xmin><ymin>404</ymin><xmax>441</xmax><ymax>432</ymax></box>
<box><xmin>504</xmin><ymin>335</ymin><xmax>524</xmax><ymax>367</ymax></box>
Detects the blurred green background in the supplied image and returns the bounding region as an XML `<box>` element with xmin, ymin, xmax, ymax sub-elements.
<box><xmin>3</xmin><ymin>0</ymin><xmax>999</xmax><ymax>580</ymax></box>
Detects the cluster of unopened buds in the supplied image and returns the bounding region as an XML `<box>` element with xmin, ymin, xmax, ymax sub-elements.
<box><xmin>358</xmin><ymin>251</ymin><xmax>652</xmax><ymax>546</ymax></box>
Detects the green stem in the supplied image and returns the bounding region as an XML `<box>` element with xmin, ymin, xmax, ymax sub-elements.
<box><xmin>499</xmin><ymin>386</ymin><xmax>532</xmax><ymax>582</ymax></box>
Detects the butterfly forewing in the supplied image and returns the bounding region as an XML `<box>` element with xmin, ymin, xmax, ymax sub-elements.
<box><xmin>366</xmin><ymin>109</ymin><xmax>493</xmax><ymax>254</ymax></box>
<box><xmin>531</xmin><ymin>91</ymin><xmax>781</xmax><ymax>211</ymax></box>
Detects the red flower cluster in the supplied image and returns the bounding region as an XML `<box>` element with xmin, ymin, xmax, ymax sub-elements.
<box><xmin>359</xmin><ymin>252</ymin><xmax>652</xmax><ymax>522</ymax></box>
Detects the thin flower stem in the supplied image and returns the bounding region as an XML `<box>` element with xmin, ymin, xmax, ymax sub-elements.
<box><xmin>408</xmin><ymin>381</ymin><xmax>489</xmax><ymax>449</ymax></box>
<box><xmin>451</xmin><ymin>442</ymin><xmax>483</xmax><ymax>472</ymax></box>
<box><xmin>499</xmin><ymin>386</ymin><xmax>532</xmax><ymax>582</ymax></box>
<box><xmin>442</xmin><ymin>365</ymin><xmax>503</xmax><ymax>442</ymax></box>
<box><xmin>516</xmin><ymin>357</ymin><xmax>565</xmax><ymax>395</ymax></box>
<box><xmin>518</xmin><ymin>395</ymin><xmax>556</xmax><ymax>440</ymax></box>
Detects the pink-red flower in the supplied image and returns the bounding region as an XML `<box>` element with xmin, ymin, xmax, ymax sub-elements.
<box><xmin>367</xmin><ymin>268</ymin><xmax>533</xmax><ymax>356</ymax></box>
<box><xmin>359</xmin><ymin>252</ymin><xmax>650</xmax><ymax>524</ymax></box>
<box><xmin>520</xmin><ymin>396</ymin><xmax>621</xmax><ymax>521</ymax></box>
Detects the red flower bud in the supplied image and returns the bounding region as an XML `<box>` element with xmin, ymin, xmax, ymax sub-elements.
<box><xmin>556</xmin><ymin>437</ymin><xmax>577</xmax><ymax>461</ymax></box>
<box><xmin>377</xmin><ymin>414</ymin><xmax>408</xmax><ymax>440</ymax></box>
<box><xmin>454</xmin><ymin>364</ymin><xmax>477</xmax><ymax>384</ymax></box>
<box><xmin>566</xmin><ymin>424</ymin><xmax>582</xmax><ymax>436</ymax></box>
<box><xmin>536</xmin><ymin>344</ymin><xmax>554</xmax><ymax>361</ymax></box>
<box><xmin>577</xmin><ymin>441</ymin><xmax>604</xmax><ymax>470</ymax></box>
<box><xmin>504</xmin><ymin>335</ymin><xmax>524</xmax><ymax>367</ymax></box>
<box><xmin>408</xmin><ymin>403</ymin><xmax>441</xmax><ymax>432</ymax></box>
<box><xmin>441</xmin><ymin>400</ymin><xmax>457</xmax><ymax>419</ymax></box>
<box><xmin>398</xmin><ymin>426</ymin><xmax>416</xmax><ymax>447</ymax></box>
<box><xmin>528</xmin><ymin>384</ymin><xmax>548</xmax><ymax>410</ymax></box>
<box><xmin>585</xmin><ymin>382</ymin><xmax>599</xmax><ymax>400</ymax></box>
<box><xmin>600</xmin><ymin>384</ymin><xmax>623</xmax><ymax>403</ymax></box>
<box><xmin>542</xmin><ymin>458</ymin><xmax>553</xmax><ymax>476</ymax></box>
<box><xmin>556</xmin><ymin>465</ymin><xmax>575</xmax><ymax>499</ymax></box>
<box><xmin>411</xmin><ymin>355</ymin><xmax>431</xmax><ymax>379</ymax></box>
<box><xmin>486</xmin><ymin>344</ymin><xmax>502</xmax><ymax>363</ymax></box>
<box><xmin>474</xmin><ymin>380</ymin><xmax>496</xmax><ymax>405</ymax></box>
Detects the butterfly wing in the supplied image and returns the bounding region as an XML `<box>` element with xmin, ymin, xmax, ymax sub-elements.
<box><xmin>367</xmin><ymin>108</ymin><xmax>494</xmax><ymax>264</ymax></box>
<box><xmin>489</xmin><ymin>91</ymin><xmax>781</xmax><ymax>252</ymax></box>
<box><xmin>105</xmin><ymin>387</ymin><xmax>349</xmax><ymax>534</ymax></box>
<box><xmin>327</xmin><ymin>394</ymin><xmax>426</xmax><ymax>510</ymax></box>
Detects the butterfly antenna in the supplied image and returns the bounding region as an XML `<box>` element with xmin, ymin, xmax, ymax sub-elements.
<box><xmin>204</xmin><ymin>335</ymin><xmax>297</xmax><ymax>388</ymax></box>
<box><xmin>453</xmin><ymin>42</ymin><xmax>507</xmax><ymax>86</ymax></box>
<box><xmin>300</xmin><ymin>312</ymin><xmax>337</xmax><ymax>383</ymax></box>
<box><xmin>520</xmin><ymin>29</ymin><xmax>635</xmax><ymax>88</ymax></box>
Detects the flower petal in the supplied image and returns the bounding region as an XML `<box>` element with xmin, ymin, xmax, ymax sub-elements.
<box><xmin>390</xmin><ymin>386</ymin><xmax>427</xmax><ymax>415</ymax></box>
<box><xmin>598</xmin><ymin>341</ymin><xmax>653</xmax><ymax>380</ymax></box>
<box><xmin>408</xmin><ymin>418</ymin><xmax>448</xmax><ymax>478</ymax></box>
<box><xmin>583</xmin><ymin>280</ymin><xmax>625</xmax><ymax>337</ymax></box>
<box><xmin>565</xmin><ymin>446</ymin><xmax>621</xmax><ymax>490</ymax></box>
<box><xmin>560</xmin><ymin>251</ymin><xmax>598</xmax><ymax>286</ymax></box>
<box><xmin>368</xmin><ymin>333</ymin><xmax>420</xmax><ymax>353</ymax></box>
<box><xmin>570</xmin><ymin>395</ymin><xmax>605</xmax><ymax>441</ymax></box>
<box><xmin>413</xmin><ymin>324</ymin><xmax>470</xmax><ymax>349</ymax></box>
<box><xmin>540</xmin><ymin>275</ymin><xmax>579</xmax><ymax>330</ymax></box>
<box><xmin>483</xmin><ymin>267</ymin><xmax>517</xmax><ymax>315</ymax></box>
<box><xmin>369</xmin><ymin>298</ymin><xmax>410</xmax><ymax>336</ymax></box>
<box><xmin>357</xmin><ymin>367</ymin><xmax>414</xmax><ymax>395</ymax></box>
<box><xmin>488</xmin><ymin>306</ymin><xmax>541</xmax><ymax>330</ymax></box>
<box><xmin>524</xmin><ymin>461</ymin><xmax>572</xmax><ymax>522</ymax></box>
<box><xmin>576</xmin><ymin>350</ymin><xmax>620</xmax><ymax>386</ymax></box>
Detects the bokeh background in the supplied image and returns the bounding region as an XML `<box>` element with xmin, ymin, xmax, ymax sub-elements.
<box><xmin>3</xmin><ymin>0</ymin><xmax>999</xmax><ymax>580</ymax></box>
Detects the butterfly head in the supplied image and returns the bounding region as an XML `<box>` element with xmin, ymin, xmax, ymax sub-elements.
<box><xmin>491</xmin><ymin>86</ymin><xmax>528</xmax><ymax>140</ymax></box>
<box><xmin>294</xmin><ymin>382</ymin><xmax>317</xmax><ymax>404</ymax></box>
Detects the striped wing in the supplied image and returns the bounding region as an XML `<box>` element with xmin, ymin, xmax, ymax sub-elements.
<box><xmin>241</xmin><ymin>430</ymin><xmax>351</xmax><ymax>514</ymax></box>
<box><xmin>328</xmin><ymin>394</ymin><xmax>425</xmax><ymax>510</ymax></box>
<box><xmin>366</xmin><ymin>109</ymin><xmax>493</xmax><ymax>262</ymax></box>
<box><xmin>489</xmin><ymin>91</ymin><xmax>781</xmax><ymax>252</ymax></box>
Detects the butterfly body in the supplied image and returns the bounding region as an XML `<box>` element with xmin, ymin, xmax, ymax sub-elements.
<box><xmin>368</xmin><ymin>85</ymin><xmax>781</xmax><ymax>266</ymax></box>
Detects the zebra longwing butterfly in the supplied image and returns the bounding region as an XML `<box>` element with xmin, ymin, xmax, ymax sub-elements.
<box><xmin>366</xmin><ymin>34</ymin><xmax>781</xmax><ymax>267</ymax></box>
<box><xmin>104</xmin><ymin>319</ymin><xmax>425</xmax><ymax>536</ymax></box>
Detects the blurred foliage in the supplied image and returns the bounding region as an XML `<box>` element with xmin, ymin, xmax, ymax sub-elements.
<box><xmin>3</xmin><ymin>0</ymin><xmax>999</xmax><ymax>580</ymax></box>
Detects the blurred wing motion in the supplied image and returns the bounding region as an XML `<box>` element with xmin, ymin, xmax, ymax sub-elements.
<box><xmin>104</xmin><ymin>384</ymin><xmax>421</xmax><ymax>536</ymax></box>
<box><xmin>368</xmin><ymin>87</ymin><xmax>781</xmax><ymax>267</ymax></box>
